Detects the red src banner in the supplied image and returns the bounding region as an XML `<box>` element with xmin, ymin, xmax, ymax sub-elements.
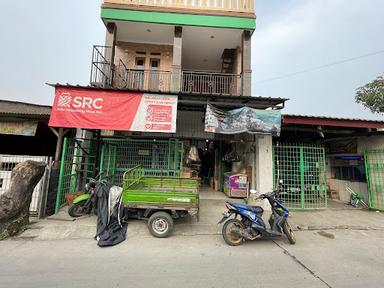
<box><xmin>49</xmin><ymin>87</ymin><xmax>178</xmax><ymax>133</ymax></box>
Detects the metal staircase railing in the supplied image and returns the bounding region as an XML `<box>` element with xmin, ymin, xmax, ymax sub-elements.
<box><xmin>90</xmin><ymin>45</ymin><xmax>113</xmax><ymax>88</ymax></box>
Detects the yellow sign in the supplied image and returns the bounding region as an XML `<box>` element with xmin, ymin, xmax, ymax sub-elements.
<box><xmin>0</xmin><ymin>121</ymin><xmax>38</xmax><ymax>136</ymax></box>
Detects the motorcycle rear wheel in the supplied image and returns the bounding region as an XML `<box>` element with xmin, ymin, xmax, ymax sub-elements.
<box><xmin>68</xmin><ymin>201</ymin><xmax>91</xmax><ymax>218</ymax></box>
<box><xmin>283</xmin><ymin>220</ymin><xmax>296</xmax><ymax>244</ymax></box>
<box><xmin>222</xmin><ymin>219</ymin><xmax>245</xmax><ymax>246</ymax></box>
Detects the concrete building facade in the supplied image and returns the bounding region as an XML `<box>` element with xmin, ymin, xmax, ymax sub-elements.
<box><xmin>48</xmin><ymin>0</ymin><xmax>287</xmax><ymax>212</ymax></box>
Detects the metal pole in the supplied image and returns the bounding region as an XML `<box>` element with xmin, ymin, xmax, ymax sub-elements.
<box><xmin>300</xmin><ymin>146</ymin><xmax>305</xmax><ymax>209</ymax></box>
<box><xmin>94</xmin><ymin>130</ymin><xmax>101</xmax><ymax>178</ymax></box>
<box><xmin>55</xmin><ymin>138</ymin><xmax>68</xmax><ymax>213</ymax></box>
<box><xmin>53</xmin><ymin>128</ymin><xmax>64</xmax><ymax>169</ymax></box>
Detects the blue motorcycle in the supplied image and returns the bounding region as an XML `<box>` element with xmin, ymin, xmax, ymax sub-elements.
<box><xmin>219</xmin><ymin>189</ymin><xmax>296</xmax><ymax>246</ymax></box>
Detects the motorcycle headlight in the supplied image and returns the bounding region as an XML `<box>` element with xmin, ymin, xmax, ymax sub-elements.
<box><xmin>85</xmin><ymin>183</ymin><xmax>90</xmax><ymax>192</ymax></box>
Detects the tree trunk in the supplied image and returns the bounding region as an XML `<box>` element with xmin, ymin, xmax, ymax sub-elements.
<box><xmin>0</xmin><ymin>160</ymin><xmax>46</xmax><ymax>240</ymax></box>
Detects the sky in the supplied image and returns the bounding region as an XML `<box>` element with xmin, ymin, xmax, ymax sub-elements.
<box><xmin>0</xmin><ymin>0</ymin><xmax>383</xmax><ymax>120</ymax></box>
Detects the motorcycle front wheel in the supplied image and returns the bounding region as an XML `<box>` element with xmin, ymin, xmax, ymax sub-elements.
<box><xmin>68</xmin><ymin>201</ymin><xmax>91</xmax><ymax>218</ymax></box>
<box><xmin>222</xmin><ymin>219</ymin><xmax>245</xmax><ymax>246</ymax></box>
<box><xmin>283</xmin><ymin>220</ymin><xmax>296</xmax><ymax>244</ymax></box>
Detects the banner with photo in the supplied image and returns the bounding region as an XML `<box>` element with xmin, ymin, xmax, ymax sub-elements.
<box><xmin>205</xmin><ymin>104</ymin><xmax>281</xmax><ymax>136</ymax></box>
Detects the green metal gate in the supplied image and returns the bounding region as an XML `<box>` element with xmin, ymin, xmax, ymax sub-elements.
<box><xmin>100</xmin><ymin>138</ymin><xmax>184</xmax><ymax>185</ymax></box>
<box><xmin>100</xmin><ymin>142</ymin><xmax>117</xmax><ymax>182</ymax></box>
<box><xmin>273</xmin><ymin>143</ymin><xmax>327</xmax><ymax>209</ymax></box>
<box><xmin>56</xmin><ymin>137</ymin><xmax>183</xmax><ymax>213</ymax></box>
<box><xmin>55</xmin><ymin>138</ymin><xmax>97</xmax><ymax>213</ymax></box>
<box><xmin>365</xmin><ymin>150</ymin><xmax>384</xmax><ymax>210</ymax></box>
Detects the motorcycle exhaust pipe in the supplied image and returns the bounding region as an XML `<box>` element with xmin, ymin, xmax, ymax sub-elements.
<box><xmin>231</xmin><ymin>227</ymin><xmax>260</xmax><ymax>241</ymax></box>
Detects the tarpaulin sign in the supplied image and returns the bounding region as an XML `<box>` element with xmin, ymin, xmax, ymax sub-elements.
<box><xmin>49</xmin><ymin>87</ymin><xmax>178</xmax><ymax>133</ymax></box>
<box><xmin>205</xmin><ymin>104</ymin><xmax>281</xmax><ymax>136</ymax></box>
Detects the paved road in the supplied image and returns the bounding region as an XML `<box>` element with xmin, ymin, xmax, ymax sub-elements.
<box><xmin>1</xmin><ymin>229</ymin><xmax>383</xmax><ymax>288</ymax></box>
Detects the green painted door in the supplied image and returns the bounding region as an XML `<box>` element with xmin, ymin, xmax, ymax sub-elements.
<box><xmin>365</xmin><ymin>150</ymin><xmax>384</xmax><ymax>210</ymax></box>
<box><xmin>274</xmin><ymin>144</ymin><xmax>327</xmax><ymax>209</ymax></box>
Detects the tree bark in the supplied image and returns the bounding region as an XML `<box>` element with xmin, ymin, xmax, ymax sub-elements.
<box><xmin>0</xmin><ymin>160</ymin><xmax>46</xmax><ymax>240</ymax></box>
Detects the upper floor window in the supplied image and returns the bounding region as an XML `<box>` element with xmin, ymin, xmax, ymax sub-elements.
<box><xmin>150</xmin><ymin>59</ymin><xmax>160</xmax><ymax>70</ymax></box>
<box><xmin>136</xmin><ymin>58</ymin><xmax>145</xmax><ymax>70</ymax></box>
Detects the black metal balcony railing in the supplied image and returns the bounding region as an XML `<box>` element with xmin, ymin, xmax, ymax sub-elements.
<box><xmin>90</xmin><ymin>46</ymin><xmax>242</xmax><ymax>95</ymax></box>
<box><xmin>116</xmin><ymin>60</ymin><xmax>172</xmax><ymax>91</ymax></box>
<box><xmin>181</xmin><ymin>71</ymin><xmax>242</xmax><ymax>95</ymax></box>
<box><xmin>90</xmin><ymin>45</ymin><xmax>113</xmax><ymax>87</ymax></box>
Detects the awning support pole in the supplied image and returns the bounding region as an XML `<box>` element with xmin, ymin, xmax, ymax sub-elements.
<box><xmin>49</xmin><ymin>127</ymin><xmax>71</xmax><ymax>169</ymax></box>
<box><xmin>94</xmin><ymin>130</ymin><xmax>101</xmax><ymax>178</ymax></box>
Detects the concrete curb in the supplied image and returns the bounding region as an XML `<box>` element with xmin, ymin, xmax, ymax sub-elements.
<box><xmin>294</xmin><ymin>224</ymin><xmax>384</xmax><ymax>232</ymax></box>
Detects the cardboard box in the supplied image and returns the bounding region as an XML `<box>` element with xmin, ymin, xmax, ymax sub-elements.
<box><xmin>182</xmin><ymin>167</ymin><xmax>192</xmax><ymax>178</ymax></box>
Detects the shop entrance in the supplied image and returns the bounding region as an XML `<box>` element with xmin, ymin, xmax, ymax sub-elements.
<box><xmin>183</xmin><ymin>140</ymin><xmax>219</xmax><ymax>189</ymax></box>
<box><xmin>183</xmin><ymin>139</ymin><xmax>253</xmax><ymax>198</ymax></box>
<box><xmin>56</xmin><ymin>135</ymin><xmax>258</xmax><ymax>212</ymax></box>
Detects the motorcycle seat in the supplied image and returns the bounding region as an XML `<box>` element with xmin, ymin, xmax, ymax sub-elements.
<box><xmin>231</xmin><ymin>202</ymin><xmax>264</xmax><ymax>214</ymax></box>
<box><xmin>245</xmin><ymin>205</ymin><xmax>264</xmax><ymax>214</ymax></box>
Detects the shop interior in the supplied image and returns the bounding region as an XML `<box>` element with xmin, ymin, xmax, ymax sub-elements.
<box><xmin>181</xmin><ymin>138</ymin><xmax>254</xmax><ymax>199</ymax></box>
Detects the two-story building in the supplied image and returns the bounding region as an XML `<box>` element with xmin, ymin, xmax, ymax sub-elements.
<box><xmin>49</xmin><ymin>0</ymin><xmax>287</xmax><ymax>211</ymax></box>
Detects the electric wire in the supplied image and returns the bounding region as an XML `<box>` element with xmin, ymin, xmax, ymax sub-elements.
<box><xmin>255</xmin><ymin>49</ymin><xmax>384</xmax><ymax>84</ymax></box>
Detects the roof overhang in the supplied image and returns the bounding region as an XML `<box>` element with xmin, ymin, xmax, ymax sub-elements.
<box><xmin>0</xmin><ymin>100</ymin><xmax>51</xmax><ymax>120</ymax></box>
<box><xmin>101</xmin><ymin>7</ymin><xmax>256</xmax><ymax>30</ymax></box>
<box><xmin>283</xmin><ymin>115</ymin><xmax>384</xmax><ymax>129</ymax></box>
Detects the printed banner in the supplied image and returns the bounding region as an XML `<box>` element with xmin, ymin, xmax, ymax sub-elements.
<box><xmin>0</xmin><ymin>121</ymin><xmax>38</xmax><ymax>136</ymax></box>
<box><xmin>205</xmin><ymin>104</ymin><xmax>281</xmax><ymax>136</ymax></box>
<box><xmin>49</xmin><ymin>87</ymin><xmax>178</xmax><ymax>133</ymax></box>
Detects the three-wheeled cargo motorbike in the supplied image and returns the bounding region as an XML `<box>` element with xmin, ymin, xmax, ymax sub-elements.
<box><xmin>68</xmin><ymin>165</ymin><xmax>199</xmax><ymax>238</ymax></box>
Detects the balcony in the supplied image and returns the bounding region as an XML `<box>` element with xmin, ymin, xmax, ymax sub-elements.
<box><xmin>181</xmin><ymin>71</ymin><xmax>241</xmax><ymax>95</ymax></box>
<box><xmin>115</xmin><ymin>60</ymin><xmax>172</xmax><ymax>92</ymax></box>
<box><xmin>103</xmin><ymin>0</ymin><xmax>254</xmax><ymax>14</ymax></box>
<box><xmin>91</xmin><ymin>47</ymin><xmax>242</xmax><ymax>95</ymax></box>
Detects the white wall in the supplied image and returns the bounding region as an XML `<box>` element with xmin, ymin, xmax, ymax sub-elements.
<box><xmin>254</xmin><ymin>135</ymin><xmax>273</xmax><ymax>211</ymax></box>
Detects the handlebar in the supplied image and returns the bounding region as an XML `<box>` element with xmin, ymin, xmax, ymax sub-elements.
<box><xmin>251</xmin><ymin>180</ymin><xmax>285</xmax><ymax>200</ymax></box>
<box><xmin>255</xmin><ymin>190</ymin><xmax>279</xmax><ymax>200</ymax></box>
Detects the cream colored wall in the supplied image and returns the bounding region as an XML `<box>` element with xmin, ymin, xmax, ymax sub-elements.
<box><xmin>357</xmin><ymin>135</ymin><xmax>384</xmax><ymax>154</ymax></box>
<box><xmin>329</xmin><ymin>179</ymin><xmax>368</xmax><ymax>202</ymax></box>
<box><xmin>115</xmin><ymin>41</ymin><xmax>173</xmax><ymax>71</ymax></box>
<box><xmin>326</xmin><ymin>135</ymin><xmax>384</xmax><ymax>203</ymax></box>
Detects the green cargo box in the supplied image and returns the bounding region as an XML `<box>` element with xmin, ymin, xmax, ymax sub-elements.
<box><xmin>122</xmin><ymin>165</ymin><xmax>200</xmax><ymax>218</ymax></box>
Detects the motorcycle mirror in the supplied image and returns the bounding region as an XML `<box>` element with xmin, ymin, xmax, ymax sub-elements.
<box><xmin>250</xmin><ymin>189</ymin><xmax>257</xmax><ymax>194</ymax></box>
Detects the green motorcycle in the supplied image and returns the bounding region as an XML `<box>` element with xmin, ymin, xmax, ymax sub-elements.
<box><xmin>68</xmin><ymin>179</ymin><xmax>97</xmax><ymax>217</ymax></box>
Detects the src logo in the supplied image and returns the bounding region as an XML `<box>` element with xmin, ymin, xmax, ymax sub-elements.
<box><xmin>57</xmin><ymin>93</ymin><xmax>104</xmax><ymax>110</ymax></box>
<box><xmin>58</xmin><ymin>93</ymin><xmax>72</xmax><ymax>108</ymax></box>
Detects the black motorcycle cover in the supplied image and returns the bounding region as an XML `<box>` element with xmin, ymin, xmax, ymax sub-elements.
<box><xmin>94</xmin><ymin>182</ymin><xmax>127</xmax><ymax>247</ymax></box>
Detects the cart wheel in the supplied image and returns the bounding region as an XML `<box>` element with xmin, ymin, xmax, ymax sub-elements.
<box><xmin>148</xmin><ymin>212</ymin><xmax>174</xmax><ymax>238</ymax></box>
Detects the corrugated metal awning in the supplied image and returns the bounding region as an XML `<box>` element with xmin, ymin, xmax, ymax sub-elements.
<box><xmin>48</xmin><ymin>83</ymin><xmax>287</xmax><ymax>111</ymax></box>
<box><xmin>0</xmin><ymin>100</ymin><xmax>51</xmax><ymax>119</ymax></box>
<box><xmin>283</xmin><ymin>114</ymin><xmax>384</xmax><ymax>129</ymax></box>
